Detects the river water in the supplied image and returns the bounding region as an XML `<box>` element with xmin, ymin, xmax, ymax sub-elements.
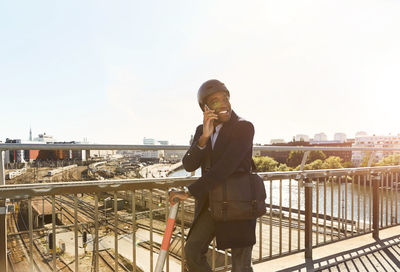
<box><xmin>169</xmin><ymin>168</ymin><xmax>201</xmax><ymax>177</ymax></box>
<box><xmin>170</xmin><ymin>168</ymin><xmax>399</xmax><ymax>223</ymax></box>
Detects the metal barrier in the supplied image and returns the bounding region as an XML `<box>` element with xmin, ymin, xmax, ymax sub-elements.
<box><xmin>1</xmin><ymin>144</ymin><xmax>400</xmax><ymax>271</ymax></box>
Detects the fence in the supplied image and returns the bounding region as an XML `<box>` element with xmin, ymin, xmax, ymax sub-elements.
<box><xmin>1</xmin><ymin>144</ymin><xmax>400</xmax><ymax>271</ymax></box>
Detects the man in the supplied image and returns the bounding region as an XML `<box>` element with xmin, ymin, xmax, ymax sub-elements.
<box><xmin>169</xmin><ymin>79</ymin><xmax>256</xmax><ymax>272</ymax></box>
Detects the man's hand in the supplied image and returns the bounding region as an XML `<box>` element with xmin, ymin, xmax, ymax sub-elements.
<box><xmin>169</xmin><ymin>191</ymin><xmax>189</xmax><ymax>205</ymax></box>
<box><xmin>198</xmin><ymin>106</ymin><xmax>218</xmax><ymax>147</ymax></box>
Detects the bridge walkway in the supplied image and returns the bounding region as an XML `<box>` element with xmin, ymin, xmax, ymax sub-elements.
<box><xmin>254</xmin><ymin>225</ymin><xmax>400</xmax><ymax>271</ymax></box>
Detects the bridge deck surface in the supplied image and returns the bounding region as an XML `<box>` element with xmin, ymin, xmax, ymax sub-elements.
<box><xmin>254</xmin><ymin>225</ymin><xmax>400</xmax><ymax>271</ymax></box>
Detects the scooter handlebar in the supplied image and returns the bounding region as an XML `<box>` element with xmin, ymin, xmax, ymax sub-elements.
<box><xmin>168</xmin><ymin>188</ymin><xmax>184</xmax><ymax>204</ymax></box>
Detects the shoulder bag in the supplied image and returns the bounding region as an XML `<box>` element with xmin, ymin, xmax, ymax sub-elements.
<box><xmin>208</xmin><ymin>158</ymin><xmax>267</xmax><ymax>222</ymax></box>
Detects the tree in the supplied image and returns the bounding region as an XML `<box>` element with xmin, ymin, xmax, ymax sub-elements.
<box><xmin>253</xmin><ymin>156</ymin><xmax>279</xmax><ymax>172</ymax></box>
<box><xmin>322</xmin><ymin>156</ymin><xmax>343</xmax><ymax>169</ymax></box>
<box><xmin>286</xmin><ymin>150</ymin><xmax>326</xmax><ymax>168</ymax></box>
<box><xmin>342</xmin><ymin>161</ymin><xmax>354</xmax><ymax>168</ymax></box>
<box><xmin>294</xmin><ymin>159</ymin><xmax>324</xmax><ymax>170</ymax></box>
<box><xmin>253</xmin><ymin>156</ymin><xmax>292</xmax><ymax>172</ymax></box>
<box><xmin>376</xmin><ymin>154</ymin><xmax>400</xmax><ymax>166</ymax></box>
<box><xmin>309</xmin><ymin>151</ymin><xmax>326</xmax><ymax>162</ymax></box>
<box><xmin>277</xmin><ymin>163</ymin><xmax>292</xmax><ymax>172</ymax></box>
<box><xmin>286</xmin><ymin>151</ymin><xmax>304</xmax><ymax>167</ymax></box>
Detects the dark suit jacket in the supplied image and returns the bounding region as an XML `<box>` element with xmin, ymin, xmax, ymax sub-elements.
<box><xmin>182</xmin><ymin>111</ymin><xmax>256</xmax><ymax>249</ymax></box>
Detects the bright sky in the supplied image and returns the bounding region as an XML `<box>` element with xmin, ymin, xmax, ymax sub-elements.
<box><xmin>1</xmin><ymin>1</ymin><xmax>400</xmax><ymax>145</ymax></box>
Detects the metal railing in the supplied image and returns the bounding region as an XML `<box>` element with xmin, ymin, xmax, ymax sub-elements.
<box><xmin>1</xmin><ymin>144</ymin><xmax>400</xmax><ymax>272</ymax></box>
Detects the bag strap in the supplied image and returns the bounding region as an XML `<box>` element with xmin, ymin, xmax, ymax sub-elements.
<box><xmin>205</xmin><ymin>150</ymin><xmax>211</xmax><ymax>173</ymax></box>
<box><xmin>251</xmin><ymin>159</ymin><xmax>257</xmax><ymax>173</ymax></box>
<box><xmin>205</xmin><ymin>150</ymin><xmax>228</xmax><ymax>219</ymax></box>
<box><xmin>250</xmin><ymin>159</ymin><xmax>258</xmax><ymax>215</ymax></box>
<box><xmin>223</xmin><ymin>180</ymin><xmax>228</xmax><ymax>221</ymax></box>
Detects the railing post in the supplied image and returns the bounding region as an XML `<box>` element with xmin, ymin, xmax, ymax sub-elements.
<box><xmin>372</xmin><ymin>174</ymin><xmax>379</xmax><ymax>239</ymax></box>
<box><xmin>0</xmin><ymin>150</ymin><xmax>8</xmax><ymax>272</ymax></box>
<box><xmin>299</xmin><ymin>151</ymin><xmax>313</xmax><ymax>259</ymax></box>
<box><xmin>304</xmin><ymin>177</ymin><xmax>313</xmax><ymax>259</ymax></box>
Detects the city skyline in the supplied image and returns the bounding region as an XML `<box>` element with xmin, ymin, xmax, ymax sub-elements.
<box><xmin>3</xmin><ymin>127</ymin><xmax>400</xmax><ymax>146</ymax></box>
<box><xmin>1</xmin><ymin>1</ymin><xmax>400</xmax><ymax>145</ymax></box>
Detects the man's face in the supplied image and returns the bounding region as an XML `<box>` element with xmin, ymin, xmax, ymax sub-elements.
<box><xmin>205</xmin><ymin>91</ymin><xmax>232</xmax><ymax>123</ymax></box>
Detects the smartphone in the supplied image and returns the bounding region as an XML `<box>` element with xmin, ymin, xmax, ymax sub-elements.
<box><xmin>204</xmin><ymin>104</ymin><xmax>216</xmax><ymax>126</ymax></box>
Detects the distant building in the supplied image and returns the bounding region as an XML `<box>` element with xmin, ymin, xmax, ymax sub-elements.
<box><xmin>140</xmin><ymin>138</ymin><xmax>173</xmax><ymax>161</ymax></box>
<box><xmin>5</xmin><ymin>138</ymin><xmax>40</xmax><ymax>162</ymax></box>
<box><xmin>158</xmin><ymin>140</ymin><xmax>169</xmax><ymax>145</ymax></box>
<box><xmin>295</xmin><ymin>134</ymin><xmax>310</xmax><ymax>142</ymax></box>
<box><xmin>5</xmin><ymin>139</ymin><xmax>25</xmax><ymax>162</ymax></box>
<box><xmin>313</xmin><ymin>133</ymin><xmax>328</xmax><ymax>142</ymax></box>
<box><xmin>142</xmin><ymin>138</ymin><xmax>159</xmax><ymax>161</ymax></box>
<box><xmin>32</xmin><ymin>140</ymin><xmax>88</xmax><ymax>161</ymax></box>
<box><xmin>310</xmin><ymin>140</ymin><xmax>341</xmax><ymax>145</ymax></box>
<box><xmin>88</xmin><ymin>150</ymin><xmax>115</xmax><ymax>159</ymax></box>
<box><xmin>53</xmin><ymin>142</ymin><xmax>86</xmax><ymax>160</ymax></box>
<box><xmin>164</xmin><ymin>150</ymin><xmax>187</xmax><ymax>162</ymax></box>
<box><xmin>334</xmin><ymin>133</ymin><xmax>347</xmax><ymax>143</ymax></box>
<box><xmin>5</xmin><ymin>134</ymin><xmax>90</xmax><ymax>162</ymax></box>
<box><xmin>355</xmin><ymin>131</ymin><xmax>368</xmax><ymax>137</ymax></box>
<box><xmin>352</xmin><ymin>134</ymin><xmax>400</xmax><ymax>166</ymax></box>
<box><xmin>270</xmin><ymin>139</ymin><xmax>286</xmax><ymax>144</ymax></box>
<box><xmin>34</xmin><ymin>133</ymin><xmax>55</xmax><ymax>143</ymax></box>
<box><xmin>143</xmin><ymin>137</ymin><xmax>155</xmax><ymax>145</ymax></box>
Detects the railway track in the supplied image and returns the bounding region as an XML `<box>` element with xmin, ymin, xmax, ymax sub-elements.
<box><xmin>19</xmin><ymin>212</ymin><xmax>74</xmax><ymax>272</ymax></box>
<box><xmin>52</xmin><ymin>194</ymin><xmax>170</xmax><ymax>235</ymax></box>
<box><xmin>7</xmin><ymin>212</ymin><xmax>38</xmax><ymax>271</ymax></box>
<box><xmin>46</xmin><ymin>193</ymin><xmax>187</xmax><ymax>269</ymax></box>
<box><xmin>43</xmin><ymin>196</ymin><xmax>130</xmax><ymax>271</ymax></box>
<box><xmin>7</xmin><ymin>254</ymin><xmax>16</xmax><ymax>272</ymax></box>
<box><xmin>8</xmin><ymin>212</ymin><xmax>73</xmax><ymax>271</ymax></box>
<box><xmin>98</xmin><ymin>249</ymin><xmax>131</xmax><ymax>272</ymax></box>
